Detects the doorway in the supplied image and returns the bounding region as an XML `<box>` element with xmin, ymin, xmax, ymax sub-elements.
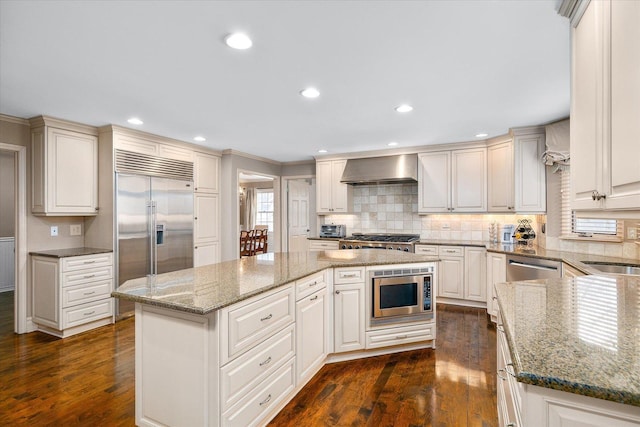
<box><xmin>238</xmin><ymin>171</ymin><xmax>277</xmax><ymax>257</ymax></box>
<box><xmin>282</xmin><ymin>177</ymin><xmax>316</xmax><ymax>252</ymax></box>
<box><xmin>0</xmin><ymin>144</ymin><xmax>27</xmax><ymax>334</ymax></box>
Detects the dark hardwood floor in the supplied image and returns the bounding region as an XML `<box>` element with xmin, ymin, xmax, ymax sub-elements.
<box><xmin>1</xmin><ymin>292</ymin><xmax>496</xmax><ymax>426</ymax></box>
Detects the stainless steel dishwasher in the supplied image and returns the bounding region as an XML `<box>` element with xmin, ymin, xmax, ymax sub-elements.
<box><xmin>506</xmin><ymin>254</ymin><xmax>562</xmax><ymax>281</ymax></box>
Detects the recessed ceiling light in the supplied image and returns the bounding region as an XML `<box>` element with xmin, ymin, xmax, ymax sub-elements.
<box><xmin>388</xmin><ymin>142</ymin><xmax>399</xmax><ymax>146</ymax></box>
<box><xmin>193</xmin><ymin>136</ymin><xmax>206</xmax><ymax>142</ymax></box>
<box><xmin>225</xmin><ymin>33</ymin><xmax>252</xmax><ymax>50</ymax></box>
<box><xmin>318</xmin><ymin>149</ymin><xmax>328</xmax><ymax>153</ymax></box>
<box><xmin>127</xmin><ymin>118</ymin><xmax>143</xmax><ymax>125</ymax></box>
<box><xmin>395</xmin><ymin>104</ymin><xmax>413</xmax><ymax>113</ymax></box>
<box><xmin>301</xmin><ymin>87</ymin><xmax>320</xmax><ymax>99</ymax></box>
<box><xmin>475</xmin><ymin>133</ymin><xmax>489</xmax><ymax>138</ymax></box>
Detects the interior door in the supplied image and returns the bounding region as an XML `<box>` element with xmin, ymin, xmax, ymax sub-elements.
<box><xmin>288</xmin><ymin>179</ymin><xmax>310</xmax><ymax>252</ymax></box>
<box><xmin>152</xmin><ymin>177</ymin><xmax>194</xmax><ymax>274</ymax></box>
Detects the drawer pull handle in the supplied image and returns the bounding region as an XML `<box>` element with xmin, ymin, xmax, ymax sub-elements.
<box><xmin>310</xmin><ymin>295</ymin><xmax>318</xmax><ymax>301</ymax></box>
<box><xmin>309</xmin><ymin>281</ymin><xmax>317</xmax><ymax>287</ymax></box>
<box><xmin>505</xmin><ymin>363</ymin><xmax>516</xmax><ymax>378</ymax></box>
<box><xmin>84</xmin><ymin>311</ymin><xmax>95</xmax><ymax>316</ymax></box>
<box><xmin>342</xmin><ymin>273</ymin><xmax>357</xmax><ymax>277</ymax></box>
<box><xmin>259</xmin><ymin>394</ymin><xmax>272</xmax><ymax>406</ymax></box>
<box><xmin>395</xmin><ymin>335</ymin><xmax>408</xmax><ymax>339</ymax></box>
<box><xmin>83</xmin><ymin>274</ymin><xmax>96</xmax><ymax>279</ymax></box>
<box><xmin>260</xmin><ymin>314</ymin><xmax>273</xmax><ymax>322</ymax></box>
<box><xmin>83</xmin><ymin>291</ymin><xmax>96</xmax><ymax>296</ymax></box>
<box><xmin>497</xmin><ymin>369</ymin><xmax>507</xmax><ymax>381</ymax></box>
<box><xmin>83</xmin><ymin>260</ymin><xmax>96</xmax><ymax>264</ymax></box>
<box><xmin>506</xmin><ymin>423</ymin><xmax>515</xmax><ymax>427</ymax></box>
<box><xmin>259</xmin><ymin>356</ymin><xmax>272</xmax><ymax>367</ymax></box>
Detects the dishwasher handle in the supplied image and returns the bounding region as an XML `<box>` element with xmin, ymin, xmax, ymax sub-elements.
<box><xmin>508</xmin><ymin>260</ymin><xmax>559</xmax><ymax>272</ymax></box>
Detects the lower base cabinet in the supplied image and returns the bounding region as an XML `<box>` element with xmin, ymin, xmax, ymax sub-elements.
<box><xmin>296</xmin><ymin>287</ymin><xmax>328</xmax><ymax>384</ymax></box>
<box><xmin>486</xmin><ymin>252</ymin><xmax>506</xmax><ymax>322</ymax></box>
<box><xmin>333</xmin><ymin>282</ymin><xmax>366</xmax><ymax>352</ymax></box>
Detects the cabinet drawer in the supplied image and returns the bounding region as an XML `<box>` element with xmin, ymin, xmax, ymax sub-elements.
<box><xmin>62</xmin><ymin>299</ymin><xmax>113</xmax><ymax>329</ymax></box>
<box><xmin>334</xmin><ymin>267</ymin><xmax>365</xmax><ymax>284</ymax></box>
<box><xmin>366</xmin><ymin>323</ymin><xmax>435</xmax><ymax>349</ymax></box>
<box><xmin>309</xmin><ymin>241</ymin><xmax>339</xmax><ymax>250</ymax></box>
<box><xmin>62</xmin><ymin>253</ymin><xmax>113</xmax><ymax>272</ymax></box>
<box><xmin>439</xmin><ymin>246</ymin><xmax>464</xmax><ymax>257</ymax></box>
<box><xmin>295</xmin><ymin>271</ymin><xmax>326</xmax><ymax>301</ymax></box>
<box><xmin>221</xmin><ymin>324</ymin><xmax>295</xmax><ymax>411</ymax></box>
<box><xmin>63</xmin><ymin>266</ymin><xmax>112</xmax><ymax>287</ymax></box>
<box><xmin>414</xmin><ymin>245</ymin><xmax>438</xmax><ymax>255</ymax></box>
<box><xmin>224</xmin><ymin>286</ymin><xmax>294</xmax><ymax>362</ymax></box>
<box><xmin>223</xmin><ymin>358</ymin><xmax>295</xmax><ymax>427</ymax></box>
<box><xmin>62</xmin><ymin>279</ymin><xmax>112</xmax><ymax>308</ymax></box>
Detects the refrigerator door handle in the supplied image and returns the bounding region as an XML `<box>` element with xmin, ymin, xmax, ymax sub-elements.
<box><xmin>146</xmin><ymin>201</ymin><xmax>155</xmax><ymax>277</ymax></box>
<box><xmin>152</xmin><ymin>201</ymin><xmax>158</xmax><ymax>276</ymax></box>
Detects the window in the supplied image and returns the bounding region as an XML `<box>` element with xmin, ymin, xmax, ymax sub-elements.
<box><xmin>256</xmin><ymin>189</ymin><xmax>274</xmax><ymax>232</ymax></box>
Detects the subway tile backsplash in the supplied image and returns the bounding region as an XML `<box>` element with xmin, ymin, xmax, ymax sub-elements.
<box><xmin>323</xmin><ymin>183</ymin><xmax>539</xmax><ymax>242</ymax></box>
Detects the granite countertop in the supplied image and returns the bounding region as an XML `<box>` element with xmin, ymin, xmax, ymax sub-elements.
<box><xmin>30</xmin><ymin>247</ymin><xmax>113</xmax><ymax>258</ymax></box>
<box><xmin>112</xmin><ymin>250</ymin><xmax>438</xmax><ymax>315</ymax></box>
<box><xmin>495</xmin><ymin>275</ymin><xmax>640</xmax><ymax>406</ymax></box>
<box><xmin>416</xmin><ymin>240</ymin><xmax>488</xmax><ymax>247</ymax></box>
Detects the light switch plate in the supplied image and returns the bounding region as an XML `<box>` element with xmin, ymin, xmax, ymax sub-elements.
<box><xmin>70</xmin><ymin>224</ymin><xmax>82</xmax><ymax>236</ymax></box>
<box><xmin>50</xmin><ymin>226</ymin><xmax>58</xmax><ymax>237</ymax></box>
<box><xmin>628</xmin><ymin>227</ymin><xmax>637</xmax><ymax>240</ymax></box>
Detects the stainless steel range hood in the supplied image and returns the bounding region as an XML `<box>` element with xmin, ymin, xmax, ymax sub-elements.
<box><xmin>340</xmin><ymin>154</ymin><xmax>418</xmax><ymax>185</ymax></box>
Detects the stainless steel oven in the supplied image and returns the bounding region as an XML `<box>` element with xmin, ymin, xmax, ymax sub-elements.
<box><xmin>370</xmin><ymin>265</ymin><xmax>434</xmax><ymax>326</ymax></box>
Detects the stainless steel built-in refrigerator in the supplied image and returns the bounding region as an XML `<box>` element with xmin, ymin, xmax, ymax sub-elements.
<box><xmin>116</xmin><ymin>173</ymin><xmax>194</xmax><ymax>317</ymax></box>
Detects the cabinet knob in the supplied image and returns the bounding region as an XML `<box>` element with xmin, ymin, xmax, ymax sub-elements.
<box><xmin>194</xmin><ymin>217</ymin><xmax>198</xmax><ymax>220</ymax></box>
<box><xmin>335</xmin><ymin>290</ymin><xmax>340</xmax><ymax>294</ymax></box>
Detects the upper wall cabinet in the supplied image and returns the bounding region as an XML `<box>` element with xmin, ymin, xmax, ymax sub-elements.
<box><xmin>316</xmin><ymin>159</ymin><xmax>352</xmax><ymax>214</ymax></box>
<box><xmin>194</xmin><ymin>152</ymin><xmax>220</xmax><ymax>194</ymax></box>
<box><xmin>418</xmin><ymin>147</ymin><xmax>487</xmax><ymax>213</ymax></box>
<box><xmin>487</xmin><ymin>129</ymin><xmax>546</xmax><ymax>213</ymax></box>
<box><xmin>570</xmin><ymin>0</ymin><xmax>640</xmax><ymax>210</ymax></box>
<box><xmin>30</xmin><ymin>116</ymin><xmax>99</xmax><ymax>216</ymax></box>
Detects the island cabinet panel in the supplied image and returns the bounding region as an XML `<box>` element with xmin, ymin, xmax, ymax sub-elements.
<box><xmin>220</xmin><ymin>324</ymin><xmax>295</xmax><ymax>411</ymax></box>
<box><xmin>296</xmin><ymin>288</ymin><xmax>328</xmax><ymax>385</ymax></box>
<box><xmin>220</xmin><ymin>285</ymin><xmax>295</xmax><ymax>365</ymax></box>
<box><xmin>135</xmin><ymin>305</ymin><xmax>217</xmax><ymax>427</ymax></box>
<box><xmin>486</xmin><ymin>252</ymin><xmax>506</xmax><ymax>322</ymax></box>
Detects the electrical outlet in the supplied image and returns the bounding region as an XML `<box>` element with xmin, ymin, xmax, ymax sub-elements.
<box><xmin>70</xmin><ymin>224</ymin><xmax>82</xmax><ymax>236</ymax></box>
<box><xmin>441</xmin><ymin>223</ymin><xmax>450</xmax><ymax>230</ymax></box>
<box><xmin>50</xmin><ymin>226</ymin><xmax>58</xmax><ymax>237</ymax></box>
<box><xmin>628</xmin><ymin>227</ymin><xmax>638</xmax><ymax>240</ymax></box>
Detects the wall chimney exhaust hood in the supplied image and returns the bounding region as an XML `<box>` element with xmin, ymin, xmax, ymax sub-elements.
<box><xmin>340</xmin><ymin>154</ymin><xmax>418</xmax><ymax>185</ymax></box>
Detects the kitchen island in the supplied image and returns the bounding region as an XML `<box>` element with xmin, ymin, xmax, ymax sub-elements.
<box><xmin>495</xmin><ymin>274</ymin><xmax>640</xmax><ymax>426</ymax></box>
<box><xmin>113</xmin><ymin>250</ymin><xmax>438</xmax><ymax>427</ymax></box>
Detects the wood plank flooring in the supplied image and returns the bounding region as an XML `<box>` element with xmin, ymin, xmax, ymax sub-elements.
<box><xmin>0</xmin><ymin>292</ymin><xmax>496</xmax><ymax>426</ymax></box>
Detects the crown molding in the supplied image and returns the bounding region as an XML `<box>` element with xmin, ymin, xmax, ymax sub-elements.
<box><xmin>221</xmin><ymin>149</ymin><xmax>282</xmax><ymax>165</ymax></box>
<box><xmin>0</xmin><ymin>114</ymin><xmax>30</xmax><ymax>126</ymax></box>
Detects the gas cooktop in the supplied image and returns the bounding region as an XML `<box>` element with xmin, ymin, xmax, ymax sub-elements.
<box><xmin>342</xmin><ymin>233</ymin><xmax>420</xmax><ymax>243</ymax></box>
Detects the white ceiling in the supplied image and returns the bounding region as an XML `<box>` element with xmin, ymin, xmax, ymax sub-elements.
<box><xmin>0</xmin><ymin>0</ymin><xmax>570</xmax><ymax>162</ymax></box>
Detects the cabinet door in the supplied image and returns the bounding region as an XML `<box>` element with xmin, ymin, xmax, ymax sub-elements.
<box><xmin>194</xmin><ymin>194</ymin><xmax>219</xmax><ymax>242</ymax></box>
<box><xmin>418</xmin><ymin>151</ymin><xmax>450</xmax><ymax>213</ymax></box>
<box><xmin>194</xmin><ymin>242</ymin><xmax>219</xmax><ymax>267</ymax></box>
<box><xmin>334</xmin><ymin>283</ymin><xmax>365</xmax><ymax>353</ymax></box>
<box><xmin>514</xmin><ymin>134</ymin><xmax>546</xmax><ymax>213</ymax></box>
<box><xmin>571</xmin><ymin>0</ymin><xmax>603</xmax><ymax>210</ymax></box>
<box><xmin>330</xmin><ymin>160</ymin><xmax>350</xmax><ymax>213</ymax></box>
<box><xmin>316</xmin><ymin>161</ymin><xmax>333</xmax><ymax>213</ymax></box>
<box><xmin>32</xmin><ymin>257</ymin><xmax>60</xmax><ymax>328</ymax></box>
<box><xmin>464</xmin><ymin>247</ymin><xmax>486</xmax><ymax>302</ymax></box>
<box><xmin>452</xmin><ymin>147</ymin><xmax>487</xmax><ymax>212</ymax></box>
<box><xmin>296</xmin><ymin>289</ymin><xmax>327</xmax><ymax>384</ymax></box>
<box><xmin>607</xmin><ymin>0</ymin><xmax>640</xmax><ymax>209</ymax></box>
<box><xmin>438</xmin><ymin>257</ymin><xmax>464</xmax><ymax>299</ymax></box>
<box><xmin>486</xmin><ymin>253</ymin><xmax>506</xmax><ymax>321</ymax></box>
<box><xmin>46</xmin><ymin>128</ymin><xmax>98</xmax><ymax>214</ymax></box>
<box><xmin>194</xmin><ymin>152</ymin><xmax>220</xmax><ymax>194</ymax></box>
<box><xmin>487</xmin><ymin>142</ymin><xmax>514</xmax><ymax>212</ymax></box>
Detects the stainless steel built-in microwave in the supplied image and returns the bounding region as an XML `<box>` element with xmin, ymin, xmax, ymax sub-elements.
<box><xmin>370</xmin><ymin>267</ymin><xmax>434</xmax><ymax>326</ymax></box>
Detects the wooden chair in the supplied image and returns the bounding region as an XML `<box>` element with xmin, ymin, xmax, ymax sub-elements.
<box><xmin>253</xmin><ymin>229</ymin><xmax>268</xmax><ymax>255</ymax></box>
<box><xmin>239</xmin><ymin>230</ymin><xmax>255</xmax><ymax>257</ymax></box>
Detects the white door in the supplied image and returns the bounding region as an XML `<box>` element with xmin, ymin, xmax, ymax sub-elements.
<box><xmin>288</xmin><ymin>180</ymin><xmax>310</xmax><ymax>252</ymax></box>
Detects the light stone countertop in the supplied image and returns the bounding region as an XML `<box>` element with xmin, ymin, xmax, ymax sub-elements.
<box><xmin>112</xmin><ymin>250</ymin><xmax>438</xmax><ymax>315</ymax></box>
<box><xmin>29</xmin><ymin>247</ymin><xmax>113</xmax><ymax>258</ymax></box>
<box><xmin>495</xmin><ymin>275</ymin><xmax>640</xmax><ymax>406</ymax></box>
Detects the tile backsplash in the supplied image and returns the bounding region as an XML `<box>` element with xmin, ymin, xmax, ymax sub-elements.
<box><xmin>322</xmin><ymin>183</ymin><xmax>539</xmax><ymax>243</ymax></box>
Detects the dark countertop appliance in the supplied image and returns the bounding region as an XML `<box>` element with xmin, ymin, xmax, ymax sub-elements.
<box><xmin>339</xmin><ymin>233</ymin><xmax>420</xmax><ymax>252</ymax></box>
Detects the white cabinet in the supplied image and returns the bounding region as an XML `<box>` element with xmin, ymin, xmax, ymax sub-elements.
<box><xmin>488</xmin><ymin>130</ymin><xmax>546</xmax><ymax>213</ymax></box>
<box><xmin>571</xmin><ymin>0</ymin><xmax>640</xmax><ymax>211</ymax></box>
<box><xmin>194</xmin><ymin>241</ymin><xmax>219</xmax><ymax>267</ymax></box>
<box><xmin>438</xmin><ymin>247</ymin><xmax>465</xmax><ymax>299</ymax></box>
<box><xmin>333</xmin><ymin>267</ymin><xmax>366</xmax><ymax>353</ymax></box>
<box><xmin>30</xmin><ymin>117</ymin><xmax>98</xmax><ymax>216</ymax></box>
<box><xmin>32</xmin><ymin>252</ymin><xmax>114</xmax><ymax>337</ymax></box>
<box><xmin>464</xmin><ymin>247</ymin><xmax>486</xmax><ymax>302</ymax></box>
<box><xmin>418</xmin><ymin>147</ymin><xmax>487</xmax><ymax>213</ymax></box>
<box><xmin>486</xmin><ymin>252</ymin><xmax>506</xmax><ymax>323</ymax></box>
<box><xmin>194</xmin><ymin>152</ymin><xmax>220</xmax><ymax>193</ymax></box>
<box><xmin>194</xmin><ymin>194</ymin><xmax>220</xmax><ymax>266</ymax></box>
<box><xmin>296</xmin><ymin>288</ymin><xmax>328</xmax><ymax>384</ymax></box>
<box><xmin>308</xmin><ymin>240</ymin><xmax>339</xmax><ymax>251</ymax></box>
<box><xmin>316</xmin><ymin>159</ymin><xmax>352</xmax><ymax>214</ymax></box>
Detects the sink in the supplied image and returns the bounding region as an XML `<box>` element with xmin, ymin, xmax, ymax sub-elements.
<box><xmin>581</xmin><ymin>261</ymin><xmax>640</xmax><ymax>275</ymax></box>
